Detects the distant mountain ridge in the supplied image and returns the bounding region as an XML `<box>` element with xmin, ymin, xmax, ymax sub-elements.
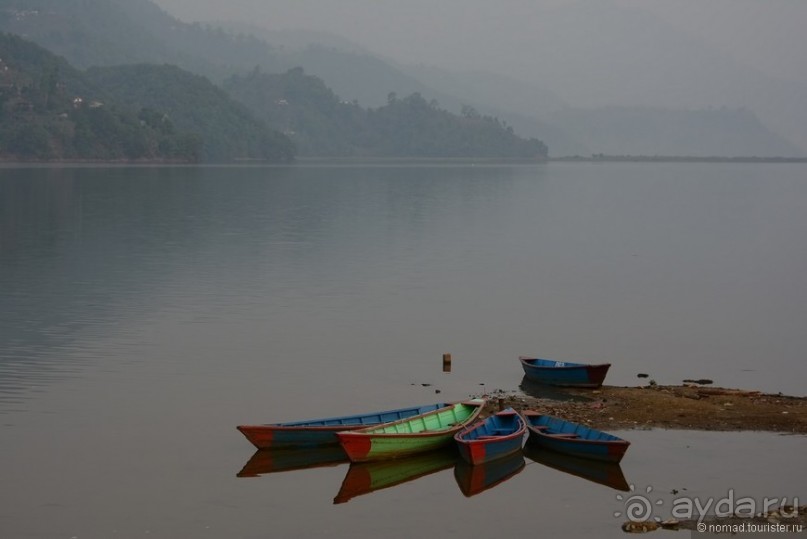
<box><xmin>1</xmin><ymin>0</ymin><xmax>801</xmax><ymax>157</ymax></box>
<box><xmin>0</xmin><ymin>0</ymin><xmax>548</xmax><ymax>159</ymax></box>
<box><xmin>209</xmin><ymin>17</ymin><xmax>804</xmax><ymax>158</ymax></box>
<box><xmin>224</xmin><ymin>67</ymin><xmax>548</xmax><ymax>159</ymax></box>
<box><xmin>548</xmin><ymin>106</ymin><xmax>803</xmax><ymax>158</ymax></box>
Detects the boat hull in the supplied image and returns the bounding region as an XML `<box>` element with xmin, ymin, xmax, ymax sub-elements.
<box><xmin>338</xmin><ymin>400</ymin><xmax>485</xmax><ymax>463</ymax></box>
<box><xmin>523</xmin><ymin>412</ymin><xmax>630</xmax><ymax>463</ymax></box>
<box><xmin>454</xmin><ymin>409</ymin><xmax>526</xmax><ymax>465</ymax></box>
<box><xmin>519</xmin><ymin>356</ymin><xmax>610</xmax><ymax>388</ymax></box>
<box><xmin>237</xmin><ymin>403</ymin><xmax>447</xmax><ymax>449</ymax></box>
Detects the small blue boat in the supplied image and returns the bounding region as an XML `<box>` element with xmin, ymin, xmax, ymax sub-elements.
<box><xmin>519</xmin><ymin>356</ymin><xmax>611</xmax><ymax>388</ymax></box>
<box><xmin>237</xmin><ymin>402</ymin><xmax>448</xmax><ymax>449</ymax></box>
<box><xmin>454</xmin><ymin>408</ymin><xmax>526</xmax><ymax>465</ymax></box>
<box><xmin>523</xmin><ymin>412</ymin><xmax>630</xmax><ymax>463</ymax></box>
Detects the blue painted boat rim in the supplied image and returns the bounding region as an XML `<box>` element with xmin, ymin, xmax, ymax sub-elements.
<box><xmin>519</xmin><ymin>356</ymin><xmax>611</xmax><ymax>370</ymax></box>
<box><xmin>522</xmin><ymin>412</ymin><xmax>630</xmax><ymax>446</ymax></box>
<box><xmin>454</xmin><ymin>408</ymin><xmax>527</xmax><ymax>443</ymax></box>
<box><xmin>249</xmin><ymin>402</ymin><xmax>450</xmax><ymax>428</ymax></box>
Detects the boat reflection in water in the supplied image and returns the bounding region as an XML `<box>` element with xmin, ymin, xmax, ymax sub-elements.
<box><xmin>518</xmin><ymin>376</ymin><xmax>592</xmax><ymax>402</ymax></box>
<box><xmin>523</xmin><ymin>444</ymin><xmax>630</xmax><ymax>491</ymax></box>
<box><xmin>333</xmin><ymin>448</ymin><xmax>458</xmax><ymax>504</ymax></box>
<box><xmin>237</xmin><ymin>446</ymin><xmax>349</xmax><ymax>478</ymax></box>
<box><xmin>453</xmin><ymin>451</ymin><xmax>526</xmax><ymax>497</ymax></box>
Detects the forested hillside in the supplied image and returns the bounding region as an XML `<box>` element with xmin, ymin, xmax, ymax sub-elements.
<box><xmin>224</xmin><ymin>68</ymin><xmax>548</xmax><ymax>159</ymax></box>
<box><xmin>0</xmin><ymin>0</ymin><xmax>552</xmax><ymax>158</ymax></box>
<box><xmin>85</xmin><ymin>64</ymin><xmax>295</xmax><ymax>162</ymax></box>
<box><xmin>0</xmin><ymin>33</ymin><xmax>200</xmax><ymax>161</ymax></box>
<box><xmin>0</xmin><ymin>33</ymin><xmax>294</xmax><ymax>162</ymax></box>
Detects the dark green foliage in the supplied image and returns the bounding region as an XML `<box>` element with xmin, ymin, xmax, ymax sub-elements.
<box><xmin>84</xmin><ymin>64</ymin><xmax>294</xmax><ymax>162</ymax></box>
<box><xmin>0</xmin><ymin>33</ymin><xmax>199</xmax><ymax>161</ymax></box>
<box><xmin>4</xmin><ymin>124</ymin><xmax>52</xmax><ymax>158</ymax></box>
<box><xmin>224</xmin><ymin>67</ymin><xmax>363</xmax><ymax>156</ymax></box>
<box><xmin>365</xmin><ymin>92</ymin><xmax>547</xmax><ymax>158</ymax></box>
<box><xmin>0</xmin><ymin>33</ymin><xmax>290</xmax><ymax>162</ymax></box>
<box><xmin>225</xmin><ymin>68</ymin><xmax>548</xmax><ymax>159</ymax></box>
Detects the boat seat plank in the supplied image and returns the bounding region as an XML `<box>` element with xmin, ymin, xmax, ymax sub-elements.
<box><xmin>547</xmin><ymin>433</ymin><xmax>580</xmax><ymax>438</ymax></box>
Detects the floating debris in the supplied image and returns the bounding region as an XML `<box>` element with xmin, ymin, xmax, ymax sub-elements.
<box><xmin>683</xmin><ymin>379</ymin><xmax>714</xmax><ymax>385</ymax></box>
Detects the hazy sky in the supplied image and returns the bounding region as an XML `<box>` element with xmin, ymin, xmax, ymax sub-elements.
<box><xmin>152</xmin><ymin>0</ymin><xmax>807</xmax><ymax>150</ymax></box>
<box><xmin>153</xmin><ymin>0</ymin><xmax>807</xmax><ymax>86</ymax></box>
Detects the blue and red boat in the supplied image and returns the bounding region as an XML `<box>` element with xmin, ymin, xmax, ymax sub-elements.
<box><xmin>519</xmin><ymin>356</ymin><xmax>610</xmax><ymax>388</ymax></box>
<box><xmin>237</xmin><ymin>402</ymin><xmax>448</xmax><ymax>449</ymax></box>
<box><xmin>453</xmin><ymin>408</ymin><xmax>526</xmax><ymax>465</ymax></box>
<box><xmin>523</xmin><ymin>411</ymin><xmax>630</xmax><ymax>463</ymax></box>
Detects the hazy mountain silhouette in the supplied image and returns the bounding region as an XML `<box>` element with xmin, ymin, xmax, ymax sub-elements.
<box><xmin>2</xmin><ymin>0</ymin><xmax>803</xmax><ymax>157</ymax></box>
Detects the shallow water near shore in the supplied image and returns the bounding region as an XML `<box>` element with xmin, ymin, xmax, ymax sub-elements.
<box><xmin>1</xmin><ymin>162</ymin><xmax>806</xmax><ymax>537</ymax></box>
<box><xmin>1</xmin><ymin>426</ymin><xmax>804</xmax><ymax>538</ymax></box>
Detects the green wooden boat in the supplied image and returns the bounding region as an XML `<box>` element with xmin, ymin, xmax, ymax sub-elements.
<box><xmin>337</xmin><ymin>399</ymin><xmax>485</xmax><ymax>462</ymax></box>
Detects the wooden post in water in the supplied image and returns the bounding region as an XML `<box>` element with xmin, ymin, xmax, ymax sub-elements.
<box><xmin>442</xmin><ymin>353</ymin><xmax>452</xmax><ymax>373</ymax></box>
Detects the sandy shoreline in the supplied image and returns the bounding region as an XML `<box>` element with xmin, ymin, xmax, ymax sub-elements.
<box><xmin>481</xmin><ymin>384</ymin><xmax>807</xmax><ymax>434</ymax></box>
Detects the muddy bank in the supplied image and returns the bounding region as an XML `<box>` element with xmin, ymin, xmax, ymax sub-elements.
<box><xmin>480</xmin><ymin>384</ymin><xmax>807</xmax><ymax>434</ymax></box>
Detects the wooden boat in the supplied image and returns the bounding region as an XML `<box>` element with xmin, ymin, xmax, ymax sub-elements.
<box><xmin>519</xmin><ymin>356</ymin><xmax>610</xmax><ymax>388</ymax></box>
<box><xmin>337</xmin><ymin>399</ymin><xmax>485</xmax><ymax>463</ymax></box>
<box><xmin>453</xmin><ymin>451</ymin><xmax>525</xmax><ymax>497</ymax></box>
<box><xmin>236</xmin><ymin>446</ymin><xmax>349</xmax><ymax>478</ymax></box>
<box><xmin>523</xmin><ymin>411</ymin><xmax>630</xmax><ymax>463</ymax></box>
<box><xmin>453</xmin><ymin>408</ymin><xmax>526</xmax><ymax>465</ymax></box>
<box><xmin>236</xmin><ymin>402</ymin><xmax>448</xmax><ymax>449</ymax></box>
<box><xmin>523</xmin><ymin>444</ymin><xmax>629</xmax><ymax>491</ymax></box>
<box><xmin>333</xmin><ymin>448</ymin><xmax>457</xmax><ymax>504</ymax></box>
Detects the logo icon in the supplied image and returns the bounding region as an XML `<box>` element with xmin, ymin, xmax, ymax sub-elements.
<box><xmin>614</xmin><ymin>485</ymin><xmax>664</xmax><ymax>522</ymax></box>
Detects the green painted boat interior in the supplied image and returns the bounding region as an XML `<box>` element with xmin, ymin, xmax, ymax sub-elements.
<box><xmin>363</xmin><ymin>402</ymin><xmax>479</xmax><ymax>434</ymax></box>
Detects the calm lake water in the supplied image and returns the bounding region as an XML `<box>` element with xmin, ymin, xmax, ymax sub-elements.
<box><xmin>1</xmin><ymin>162</ymin><xmax>806</xmax><ymax>538</ymax></box>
